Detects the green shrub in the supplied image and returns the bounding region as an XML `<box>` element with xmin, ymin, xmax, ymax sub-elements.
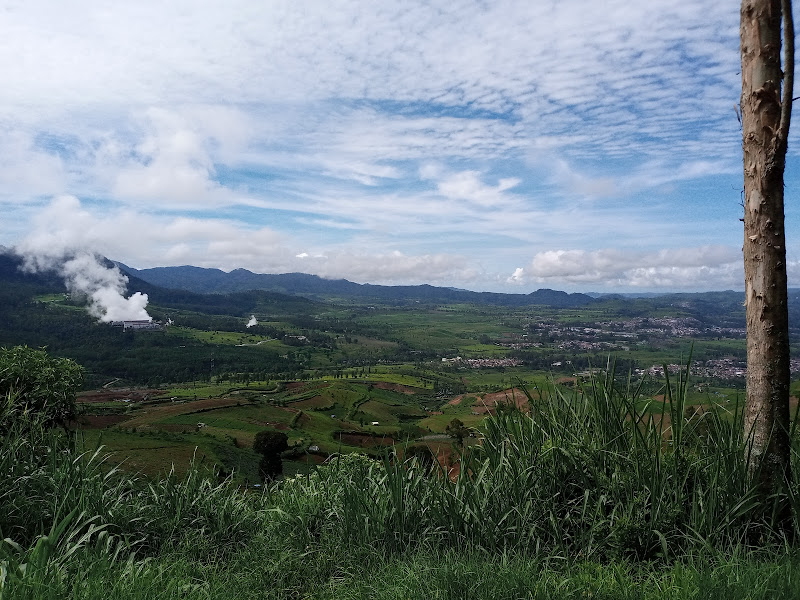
<box><xmin>0</xmin><ymin>346</ymin><xmax>83</xmax><ymax>432</ymax></box>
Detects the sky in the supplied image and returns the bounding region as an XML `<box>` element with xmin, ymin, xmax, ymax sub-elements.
<box><xmin>1</xmin><ymin>0</ymin><xmax>798</xmax><ymax>294</ymax></box>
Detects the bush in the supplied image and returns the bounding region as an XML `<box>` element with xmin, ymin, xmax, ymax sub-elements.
<box><xmin>0</xmin><ymin>346</ymin><xmax>83</xmax><ymax>432</ymax></box>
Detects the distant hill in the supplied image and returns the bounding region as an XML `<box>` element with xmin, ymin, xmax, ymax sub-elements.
<box><xmin>119</xmin><ymin>264</ymin><xmax>597</xmax><ymax>308</ymax></box>
<box><xmin>0</xmin><ymin>251</ymin><xmax>319</xmax><ymax>318</ymax></box>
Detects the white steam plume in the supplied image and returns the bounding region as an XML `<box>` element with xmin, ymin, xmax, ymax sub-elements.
<box><xmin>17</xmin><ymin>248</ymin><xmax>151</xmax><ymax>323</ymax></box>
<box><xmin>246</xmin><ymin>315</ymin><xmax>258</xmax><ymax>328</ymax></box>
<box><xmin>14</xmin><ymin>196</ymin><xmax>152</xmax><ymax>322</ymax></box>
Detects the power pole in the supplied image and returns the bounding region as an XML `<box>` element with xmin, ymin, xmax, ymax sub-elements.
<box><xmin>740</xmin><ymin>0</ymin><xmax>794</xmax><ymax>488</ymax></box>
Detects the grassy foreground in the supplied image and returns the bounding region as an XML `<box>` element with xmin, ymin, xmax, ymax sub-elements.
<box><xmin>4</xmin><ymin>368</ymin><xmax>800</xmax><ymax>599</ymax></box>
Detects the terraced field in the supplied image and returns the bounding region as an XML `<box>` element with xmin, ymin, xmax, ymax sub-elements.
<box><xmin>75</xmin><ymin>365</ymin><xmax>753</xmax><ymax>481</ymax></box>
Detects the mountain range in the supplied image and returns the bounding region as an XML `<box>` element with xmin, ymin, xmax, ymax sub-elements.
<box><xmin>118</xmin><ymin>263</ymin><xmax>597</xmax><ymax>308</ymax></box>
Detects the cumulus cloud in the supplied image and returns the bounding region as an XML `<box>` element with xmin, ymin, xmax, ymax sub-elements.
<box><xmin>0</xmin><ymin>131</ymin><xmax>67</xmax><ymax>201</ymax></box>
<box><xmin>10</xmin><ymin>196</ymin><xmax>287</xmax><ymax>270</ymax></box>
<box><xmin>110</xmin><ymin>107</ymin><xmax>248</xmax><ymax>207</ymax></box>
<box><xmin>507</xmin><ymin>267</ymin><xmax>525</xmax><ymax>285</ymax></box>
<box><xmin>511</xmin><ymin>246</ymin><xmax>743</xmax><ymax>290</ymax></box>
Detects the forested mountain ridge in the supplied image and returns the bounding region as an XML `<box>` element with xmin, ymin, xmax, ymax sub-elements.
<box><xmin>0</xmin><ymin>252</ymin><xmax>319</xmax><ymax>318</ymax></box>
<box><xmin>0</xmin><ymin>252</ymin><xmax>314</xmax><ymax>386</ymax></box>
<box><xmin>119</xmin><ymin>263</ymin><xmax>597</xmax><ymax>307</ymax></box>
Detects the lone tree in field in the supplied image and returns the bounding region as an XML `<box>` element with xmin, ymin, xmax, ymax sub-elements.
<box><xmin>740</xmin><ymin>0</ymin><xmax>794</xmax><ymax>489</ymax></box>
<box><xmin>445</xmin><ymin>418</ymin><xmax>469</xmax><ymax>447</ymax></box>
<box><xmin>253</xmin><ymin>430</ymin><xmax>289</xmax><ymax>480</ymax></box>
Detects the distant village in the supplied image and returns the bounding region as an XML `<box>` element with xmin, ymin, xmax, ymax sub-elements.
<box><xmin>444</xmin><ymin>314</ymin><xmax>764</xmax><ymax>382</ymax></box>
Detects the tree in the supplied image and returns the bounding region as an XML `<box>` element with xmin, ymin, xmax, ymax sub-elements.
<box><xmin>445</xmin><ymin>418</ymin><xmax>469</xmax><ymax>446</ymax></box>
<box><xmin>252</xmin><ymin>430</ymin><xmax>289</xmax><ymax>480</ymax></box>
<box><xmin>0</xmin><ymin>346</ymin><xmax>84</xmax><ymax>433</ymax></box>
<box><xmin>740</xmin><ymin>0</ymin><xmax>794</xmax><ymax>488</ymax></box>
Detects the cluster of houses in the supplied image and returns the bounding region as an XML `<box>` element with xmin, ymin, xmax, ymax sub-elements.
<box><xmin>635</xmin><ymin>357</ymin><xmax>800</xmax><ymax>381</ymax></box>
<box><xmin>441</xmin><ymin>356</ymin><xmax>523</xmax><ymax>368</ymax></box>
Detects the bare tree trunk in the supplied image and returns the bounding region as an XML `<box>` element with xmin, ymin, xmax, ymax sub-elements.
<box><xmin>741</xmin><ymin>0</ymin><xmax>794</xmax><ymax>489</ymax></box>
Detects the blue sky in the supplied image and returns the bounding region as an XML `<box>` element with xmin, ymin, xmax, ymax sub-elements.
<box><xmin>0</xmin><ymin>0</ymin><xmax>796</xmax><ymax>292</ymax></box>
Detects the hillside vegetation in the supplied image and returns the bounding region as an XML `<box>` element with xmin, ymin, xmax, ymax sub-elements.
<box><xmin>4</xmin><ymin>366</ymin><xmax>800</xmax><ymax>598</ymax></box>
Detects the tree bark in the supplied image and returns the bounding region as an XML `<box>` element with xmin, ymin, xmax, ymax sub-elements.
<box><xmin>741</xmin><ymin>0</ymin><xmax>793</xmax><ymax>489</ymax></box>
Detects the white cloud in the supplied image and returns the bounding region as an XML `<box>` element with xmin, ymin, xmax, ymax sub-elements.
<box><xmin>298</xmin><ymin>249</ymin><xmax>478</xmax><ymax>285</ymax></box>
<box><xmin>109</xmin><ymin>107</ymin><xmax>249</xmax><ymax>207</ymax></box>
<box><xmin>507</xmin><ymin>267</ymin><xmax>525</xmax><ymax>285</ymax></box>
<box><xmin>0</xmin><ymin>1</ymin><xmax>784</xmax><ymax>292</ymax></box>
<box><xmin>512</xmin><ymin>246</ymin><xmax>743</xmax><ymax>290</ymax></box>
<box><xmin>11</xmin><ymin>196</ymin><xmax>479</xmax><ymax>286</ymax></box>
<box><xmin>435</xmin><ymin>170</ymin><xmax>521</xmax><ymax>207</ymax></box>
<box><xmin>0</xmin><ymin>131</ymin><xmax>67</xmax><ymax>200</ymax></box>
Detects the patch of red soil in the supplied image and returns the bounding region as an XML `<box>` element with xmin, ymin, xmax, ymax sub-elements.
<box><xmin>406</xmin><ymin>440</ymin><xmax>471</xmax><ymax>481</ymax></box>
<box><xmin>448</xmin><ymin>395</ymin><xmax>464</xmax><ymax>406</ymax></box>
<box><xmin>119</xmin><ymin>397</ymin><xmax>246</xmax><ymax>428</ymax></box>
<box><xmin>472</xmin><ymin>388</ymin><xmax>530</xmax><ymax>414</ymax></box>
<box><xmin>636</xmin><ymin>412</ymin><xmax>674</xmax><ymax>441</ymax></box>
<box><xmin>434</xmin><ymin>444</ymin><xmax>462</xmax><ymax>480</ymax></box>
<box><xmin>301</xmin><ymin>453</ymin><xmax>328</xmax><ymax>465</ymax></box>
